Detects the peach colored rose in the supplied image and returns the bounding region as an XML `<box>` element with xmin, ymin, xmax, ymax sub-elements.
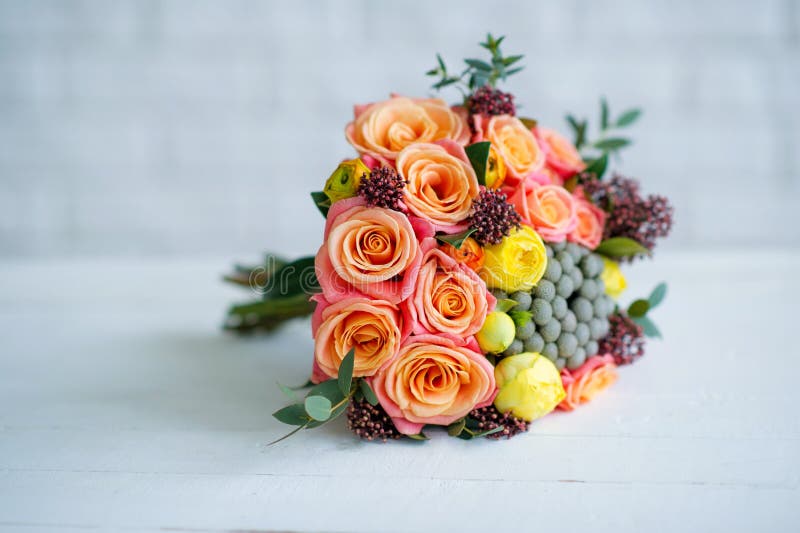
<box><xmin>315</xmin><ymin>197</ymin><xmax>434</xmax><ymax>304</ymax></box>
<box><xmin>472</xmin><ymin>114</ymin><xmax>545</xmax><ymax>186</ymax></box>
<box><xmin>507</xmin><ymin>178</ymin><xmax>577</xmax><ymax>242</ymax></box>
<box><xmin>568</xmin><ymin>189</ymin><xmax>606</xmax><ymax>249</ymax></box>
<box><xmin>371</xmin><ymin>334</ymin><xmax>497</xmax><ymax>434</ymax></box>
<box><xmin>558</xmin><ymin>354</ymin><xmax>618</xmax><ymax>411</ymax></box>
<box><xmin>535</xmin><ymin>127</ymin><xmax>586</xmax><ymax>179</ymax></box>
<box><xmin>395</xmin><ymin>140</ymin><xmax>479</xmax><ymax>230</ymax></box>
<box><xmin>403</xmin><ymin>238</ymin><xmax>495</xmax><ymax>340</ymax></box>
<box><xmin>439</xmin><ymin>237</ymin><xmax>485</xmax><ymax>272</ymax></box>
<box><xmin>345</xmin><ymin>96</ymin><xmax>470</xmax><ymax>163</ymax></box>
<box><xmin>310</xmin><ymin>294</ymin><xmax>405</xmax><ymax>383</ymax></box>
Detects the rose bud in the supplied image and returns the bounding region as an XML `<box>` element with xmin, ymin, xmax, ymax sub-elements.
<box><xmin>439</xmin><ymin>237</ymin><xmax>485</xmax><ymax>271</ymax></box>
<box><xmin>493</xmin><ymin>352</ymin><xmax>565</xmax><ymax>421</ymax></box>
<box><xmin>323</xmin><ymin>158</ymin><xmax>370</xmax><ymax>203</ymax></box>
<box><xmin>476</xmin><ymin>311</ymin><xmax>516</xmax><ymax>354</ymax></box>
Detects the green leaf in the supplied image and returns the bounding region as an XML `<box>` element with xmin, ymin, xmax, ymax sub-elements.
<box><xmin>465</xmin><ymin>58</ymin><xmax>492</xmax><ymax>72</ymax></box>
<box><xmin>304</xmin><ymin>396</ymin><xmax>332</xmax><ymax>422</ymax></box>
<box><xmin>359</xmin><ymin>379</ymin><xmax>379</xmax><ymax>406</ymax></box>
<box><xmin>310</xmin><ymin>191</ymin><xmax>331</xmax><ymax>217</ymax></box>
<box><xmin>306</xmin><ymin>379</ymin><xmax>345</xmax><ymax>405</ymax></box>
<box><xmin>508</xmin><ymin>310</ymin><xmax>533</xmax><ymax>329</ymax></box>
<box><xmin>465</xmin><ymin>141</ymin><xmax>491</xmax><ymax>186</ymax></box>
<box><xmin>595</xmin><ymin>237</ymin><xmax>650</xmax><ymax>259</ymax></box>
<box><xmin>503</xmin><ymin>54</ymin><xmax>523</xmax><ymax>66</ymax></box>
<box><xmin>267</xmin><ymin>424</ymin><xmax>307</xmax><ymax>446</ymax></box>
<box><xmin>616</xmin><ymin>109</ymin><xmax>642</xmax><ymax>128</ymax></box>
<box><xmin>648</xmin><ymin>282</ymin><xmax>667</xmax><ymax>309</ymax></box>
<box><xmin>277</xmin><ymin>383</ymin><xmax>297</xmax><ymax>401</ymax></box>
<box><xmin>519</xmin><ymin>117</ymin><xmax>538</xmax><ymax>130</ymax></box>
<box><xmin>627</xmin><ymin>299</ymin><xmax>650</xmax><ymax>318</ymax></box>
<box><xmin>272</xmin><ymin>404</ymin><xmax>308</xmax><ymax>426</ymax></box>
<box><xmin>435</xmin><ymin>228</ymin><xmax>476</xmax><ymax>250</ymax></box>
<box><xmin>633</xmin><ymin>315</ymin><xmax>662</xmax><ymax>339</ymax></box>
<box><xmin>436</xmin><ymin>53</ymin><xmax>446</xmax><ymax>71</ymax></box>
<box><xmin>447</xmin><ymin>418</ymin><xmax>466</xmax><ymax>437</ymax></box>
<box><xmin>584</xmin><ymin>153</ymin><xmax>609</xmax><ymax>179</ymax></box>
<box><xmin>566</xmin><ymin>115</ymin><xmax>588</xmax><ymax>149</ymax></box>
<box><xmin>505</xmin><ymin>67</ymin><xmax>523</xmax><ymax>76</ymax></box>
<box><xmin>600</xmin><ymin>97</ymin><xmax>610</xmax><ymax>130</ymax></box>
<box><xmin>406</xmin><ymin>432</ymin><xmax>429</xmax><ymax>441</ymax></box>
<box><xmin>594</xmin><ymin>137</ymin><xmax>631</xmax><ymax>151</ymax></box>
<box><xmin>494</xmin><ymin>298</ymin><xmax>518</xmax><ymax>313</ymax></box>
<box><xmin>338</xmin><ymin>348</ymin><xmax>355</xmax><ymax>396</ymax></box>
<box><xmin>471</xmin><ymin>425</ymin><xmax>505</xmax><ymax>438</ymax></box>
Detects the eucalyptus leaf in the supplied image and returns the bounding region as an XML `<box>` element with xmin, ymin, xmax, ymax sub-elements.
<box><xmin>519</xmin><ymin>117</ymin><xmax>538</xmax><ymax>130</ymax></box>
<box><xmin>465</xmin><ymin>141</ymin><xmax>491</xmax><ymax>186</ymax></box>
<box><xmin>616</xmin><ymin>109</ymin><xmax>642</xmax><ymax>128</ymax></box>
<box><xmin>310</xmin><ymin>191</ymin><xmax>331</xmax><ymax>217</ymax></box>
<box><xmin>633</xmin><ymin>315</ymin><xmax>662</xmax><ymax>339</ymax></box>
<box><xmin>471</xmin><ymin>425</ymin><xmax>505</xmax><ymax>438</ymax></box>
<box><xmin>272</xmin><ymin>404</ymin><xmax>308</xmax><ymax>426</ymax></box>
<box><xmin>304</xmin><ymin>395</ymin><xmax>332</xmax><ymax>422</ymax></box>
<box><xmin>406</xmin><ymin>432</ymin><xmax>429</xmax><ymax>441</ymax></box>
<box><xmin>465</xmin><ymin>58</ymin><xmax>492</xmax><ymax>72</ymax></box>
<box><xmin>277</xmin><ymin>382</ymin><xmax>297</xmax><ymax>401</ymax></box>
<box><xmin>359</xmin><ymin>379</ymin><xmax>379</xmax><ymax>406</ymax></box>
<box><xmin>584</xmin><ymin>153</ymin><xmax>609</xmax><ymax>179</ymax></box>
<box><xmin>447</xmin><ymin>418</ymin><xmax>466</xmax><ymax>437</ymax></box>
<box><xmin>595</xmin><ymin>237</ymin><xmax>650</xmax><ymax>258</ymax></box>
<box><xmin>627</xmin><ymin>299</ymin><xmax>650</xmax><ymax>318</ymax></box>
<box><xmin>435</xmin><ymin>228</ymin><xmax>477</xmax><ymax>250</ymax></box>
<box><xmin>338</xmin><ymin>348</ymin><xmax>355</xmax><ymax>396</ymax></box>
<box><xmin>494</xmin><ymin>298</ymin><xmax>518</xmax><ymax>313</ymax></box>
<box><xmin>648</xmin><ymin>282</ymin><xmax>667</xmax><ymax>309</ymax></box>
<box><xmin>594</xmin><ymin>137</ymin><xmax>631</xmax><ymax>151</ymax></box>
<box><xmin>306</xmin><ymin>379</ymin><xmax>346</xmax><ymax>405</ymax></box>
<box><xmin>600</xmin><ymin>98</ymin><xmax>610</xmax><ymax>130</ymax></box>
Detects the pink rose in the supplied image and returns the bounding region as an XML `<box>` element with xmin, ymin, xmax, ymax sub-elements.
<box><xmin>345</xmin><ymin>96</ymin><xmax>470</xmax><ymax>164</ymax></box>
<box><xmin>568</xmin><ymin>188</ymin><xmax>606</xmax><ymax>249</ymax></box>
<box><xmin>472</xmin><ymin>114</ymin><xmax>545</xmax><ymax>187</ymax></box>
<box><xmin>558</xmin><ymin>354</ymin><xmax>617</xmax><ymax>411</ymax></box>
<box><xmin>506</xmin><ymin>178</ymin><xmax>578</xmax><ymax>242</ymax></box>
<box><xmin>315</xmin><ymin>197</ymin><xmax>435</xmax><ymax>304</ymax></box>
<box><xmin>402</xmin><ymin>238</ymin><xmax>495</xmax><ymax>340</ymax></box>
<box><xmin>534</xmin><ymin>127</ymin><xmax>586</xmax><ymax>179</ymax></box>
<box><xmin>371</xmin><ymin>334</ymin><xmax>497</xmax><ymax>435</ymax></box>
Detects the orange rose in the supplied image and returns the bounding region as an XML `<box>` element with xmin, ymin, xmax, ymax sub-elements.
<box><xmin>396</xmin><ymin>141</ymin><xmax>480</xmax><ymax>228</ymax></box>
<box><xmin>315</xmin><ymin>197</ymin><xmax>425</xmax><ymax>304</ymax></box>
<box><xmin>558</xmin><ymin>354</ymin><xmax>618</xmax><ymax>411</ymax></box>
<box><xmin>535</xmin><ymin>127</ymin><xmax>586</xmax><ymax>178</ymax></box>
<box><xmin>345</xmin><ymin>96</ymin><xmax>470</xmax><ymax>162</ymax></box>
<box><xmin>404</xmin><ymin>242</ymin><xmax>494</xmax><ymax>338</ymax></box>
<box><xmin>474</xmin><ymin>114</ymin><xmax>545</xmax><ymax>184</ymax></box>
<box><xmin>569</xmin><ymin>189</ymin><xmax>606</xmax><ymax>249</ymax></box>
<box><xmin>507</xmin><ymin>179</ymin><xmax>577</xmax><ymax>242</ymax></box>
<box><xmin>312</xmin><ymin>296</ymin><xmax>403</xmax><ymax>382</ymax></box>
<box><xmin>371</xmin><ymin>334</ymin><xmax>496</xmax><ymax>434</ymax></box>
<box><xmin>439</xmin><ymin>237</ymin><xmax>484</xmax><ymax>271</ymax></box>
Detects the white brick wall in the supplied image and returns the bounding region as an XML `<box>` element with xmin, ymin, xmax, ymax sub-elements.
<box><xmin>1</xmin><ymin>0</ymin><xmax>798</xmax><ymax>257</ymax></box>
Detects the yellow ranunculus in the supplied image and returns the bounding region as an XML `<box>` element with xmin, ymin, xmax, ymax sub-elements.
<box><xmin>480</xmin><ymin>225</ymin><xmax>547</xmax><ymax>293</ymax></box>
<box><xmin>323</xmin><ymin>158</ymin><xmax>370</xmax><ymax>203</ymax></box>
<box><xmin>476</xmin><ymin>311</ymin><xmax>515</xmax><ymax>354</ymax></box>
<box><xmin>494</xmin><ymin>352</ymin><xmax>565</xmax><ymax>421</ymax></box>
<box><xmin>600</xmin><ymin>257</ymin><xmax>627</xmax><ymax>299</ymax></box>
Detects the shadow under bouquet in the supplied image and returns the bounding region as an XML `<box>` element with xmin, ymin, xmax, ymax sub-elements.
<box><xmin>224</xmin><ymin>35</ymin><xmax>673</xmax><ymax>443</ymax></box>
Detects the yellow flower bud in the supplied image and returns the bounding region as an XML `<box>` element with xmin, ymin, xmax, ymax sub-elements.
<box><xmin>484</xmin><ymin>145</ymin><xmax>507</xmax><ymax>189</ymax></box>
<box><xmin>476</xmin><ymin>311</ymin><xmax>515</xmax><ymax>354</ymax></box>
<box><xmin>480</xmin><ymin>225</ymin><xmax>547</xmax><ymax>293</ymax></box>
<box><xmin>494</xmin><ymin>352</ymin><xmax>565</xmax><ymax>421</ymax></box>
<box><xmin>600</xmin><ymin>257</ymin><xmax>627</xmax><ymax>299</ymax></box>
<box><xmin>323</xmin><ymin>158</ymin><xmax>370</xmax><ymax>203</ymax></box>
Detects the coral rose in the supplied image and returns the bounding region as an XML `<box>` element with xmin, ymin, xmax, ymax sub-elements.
<box><xmin>535</xmin><ymin>127</ymin><xmax>586</xmax><ymax>179</ymax></box>
<box><xmin>403</xmin><ymin>239</ymin><xmax>495</xmax><ymax>339</ymax></box>
<box><xmin>439</xmin><ymin>237</ymin><xmax>484</xmax><ymax>272</ymax></box>
<box><xmin>568</xmin><ymin>189</ymin><xmax>606</xmax><ymax>249</ymax></box>
<box><xmin>558</xmin><ymin>354</ymin><xmax>618</xmax><ymax>411</ymax></box>
<box><xmin>310</xmin><ymin>294</ymin><xmax>404</xmax><ymax>383</ymax></box>
<box><xmin>345</xmin><ymin>96</ymin><xmax>470</xmax><ymax>163</ymax></box>
<box><xmin>507</xmin><ymin>178</ymin><xmax>578</xmax><ymax>242</ymax></box>
<box><xmin>473</xmin><ymin>114</ymin><xmax>545</xmax><ymax>186</ymax></box>
<box><xmin>315</xmin><ymin>197</ymin><xmax>434</xmax><ymax>304</ymax></box>
<box><xmin>371</xmin><ymin>334</ymin><xmax>497</xmax><ymax>435</ymax></box>
<box><xmin>396</xmin><ymin>141</ymin><xmax>479</xmax><ymax>230</ymax></box>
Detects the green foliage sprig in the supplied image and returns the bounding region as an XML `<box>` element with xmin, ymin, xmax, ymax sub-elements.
<box><xmin>426</xmin><ymin>34</ymin><xmax>524</xmax><ymax>94</ymax></box>
<box><xmin>566</xmin><ymin>98</ymin><xmax>642</xmax><ymax>179</ymax></box>
<box><xmin>626</xmin><ymin>282</ymin><xmax>667</xmax><ymax>338</ymax></box>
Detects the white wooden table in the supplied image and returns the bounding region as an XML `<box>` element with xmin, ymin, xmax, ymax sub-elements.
<box><xmin>1</xmin><ymin>252</ymin><xmax>798</xmax><ymax>532</ymax></box>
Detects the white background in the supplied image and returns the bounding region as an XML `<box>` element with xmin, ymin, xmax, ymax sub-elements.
<box><xmin>1</xmin><ymin>0</ymin><xmax>798</xmax><ymax>258</ymax></box>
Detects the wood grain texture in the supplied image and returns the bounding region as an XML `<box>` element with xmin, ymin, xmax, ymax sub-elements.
<box><xmin>0</xmin><ymin>253</ymin><xmax>798</xmax><ymax>532</ymax></box>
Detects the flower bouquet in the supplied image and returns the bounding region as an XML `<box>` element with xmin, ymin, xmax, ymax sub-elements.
<box><xmin>224</xmin><ymin>35</ymin><xmax>673</xmax><ymax>443</ymax></box>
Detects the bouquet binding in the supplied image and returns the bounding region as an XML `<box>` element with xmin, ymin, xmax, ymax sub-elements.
<box><xmin>225</xmin><ymin>35</ymin><xmax>674</xmax><ymax>443</ymax></box>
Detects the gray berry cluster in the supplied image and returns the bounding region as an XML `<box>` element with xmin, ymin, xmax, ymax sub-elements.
<box><xmin>492</xmin><ymin>241</ymin><xmax>614</xmax><ymax>370</ymax></box>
